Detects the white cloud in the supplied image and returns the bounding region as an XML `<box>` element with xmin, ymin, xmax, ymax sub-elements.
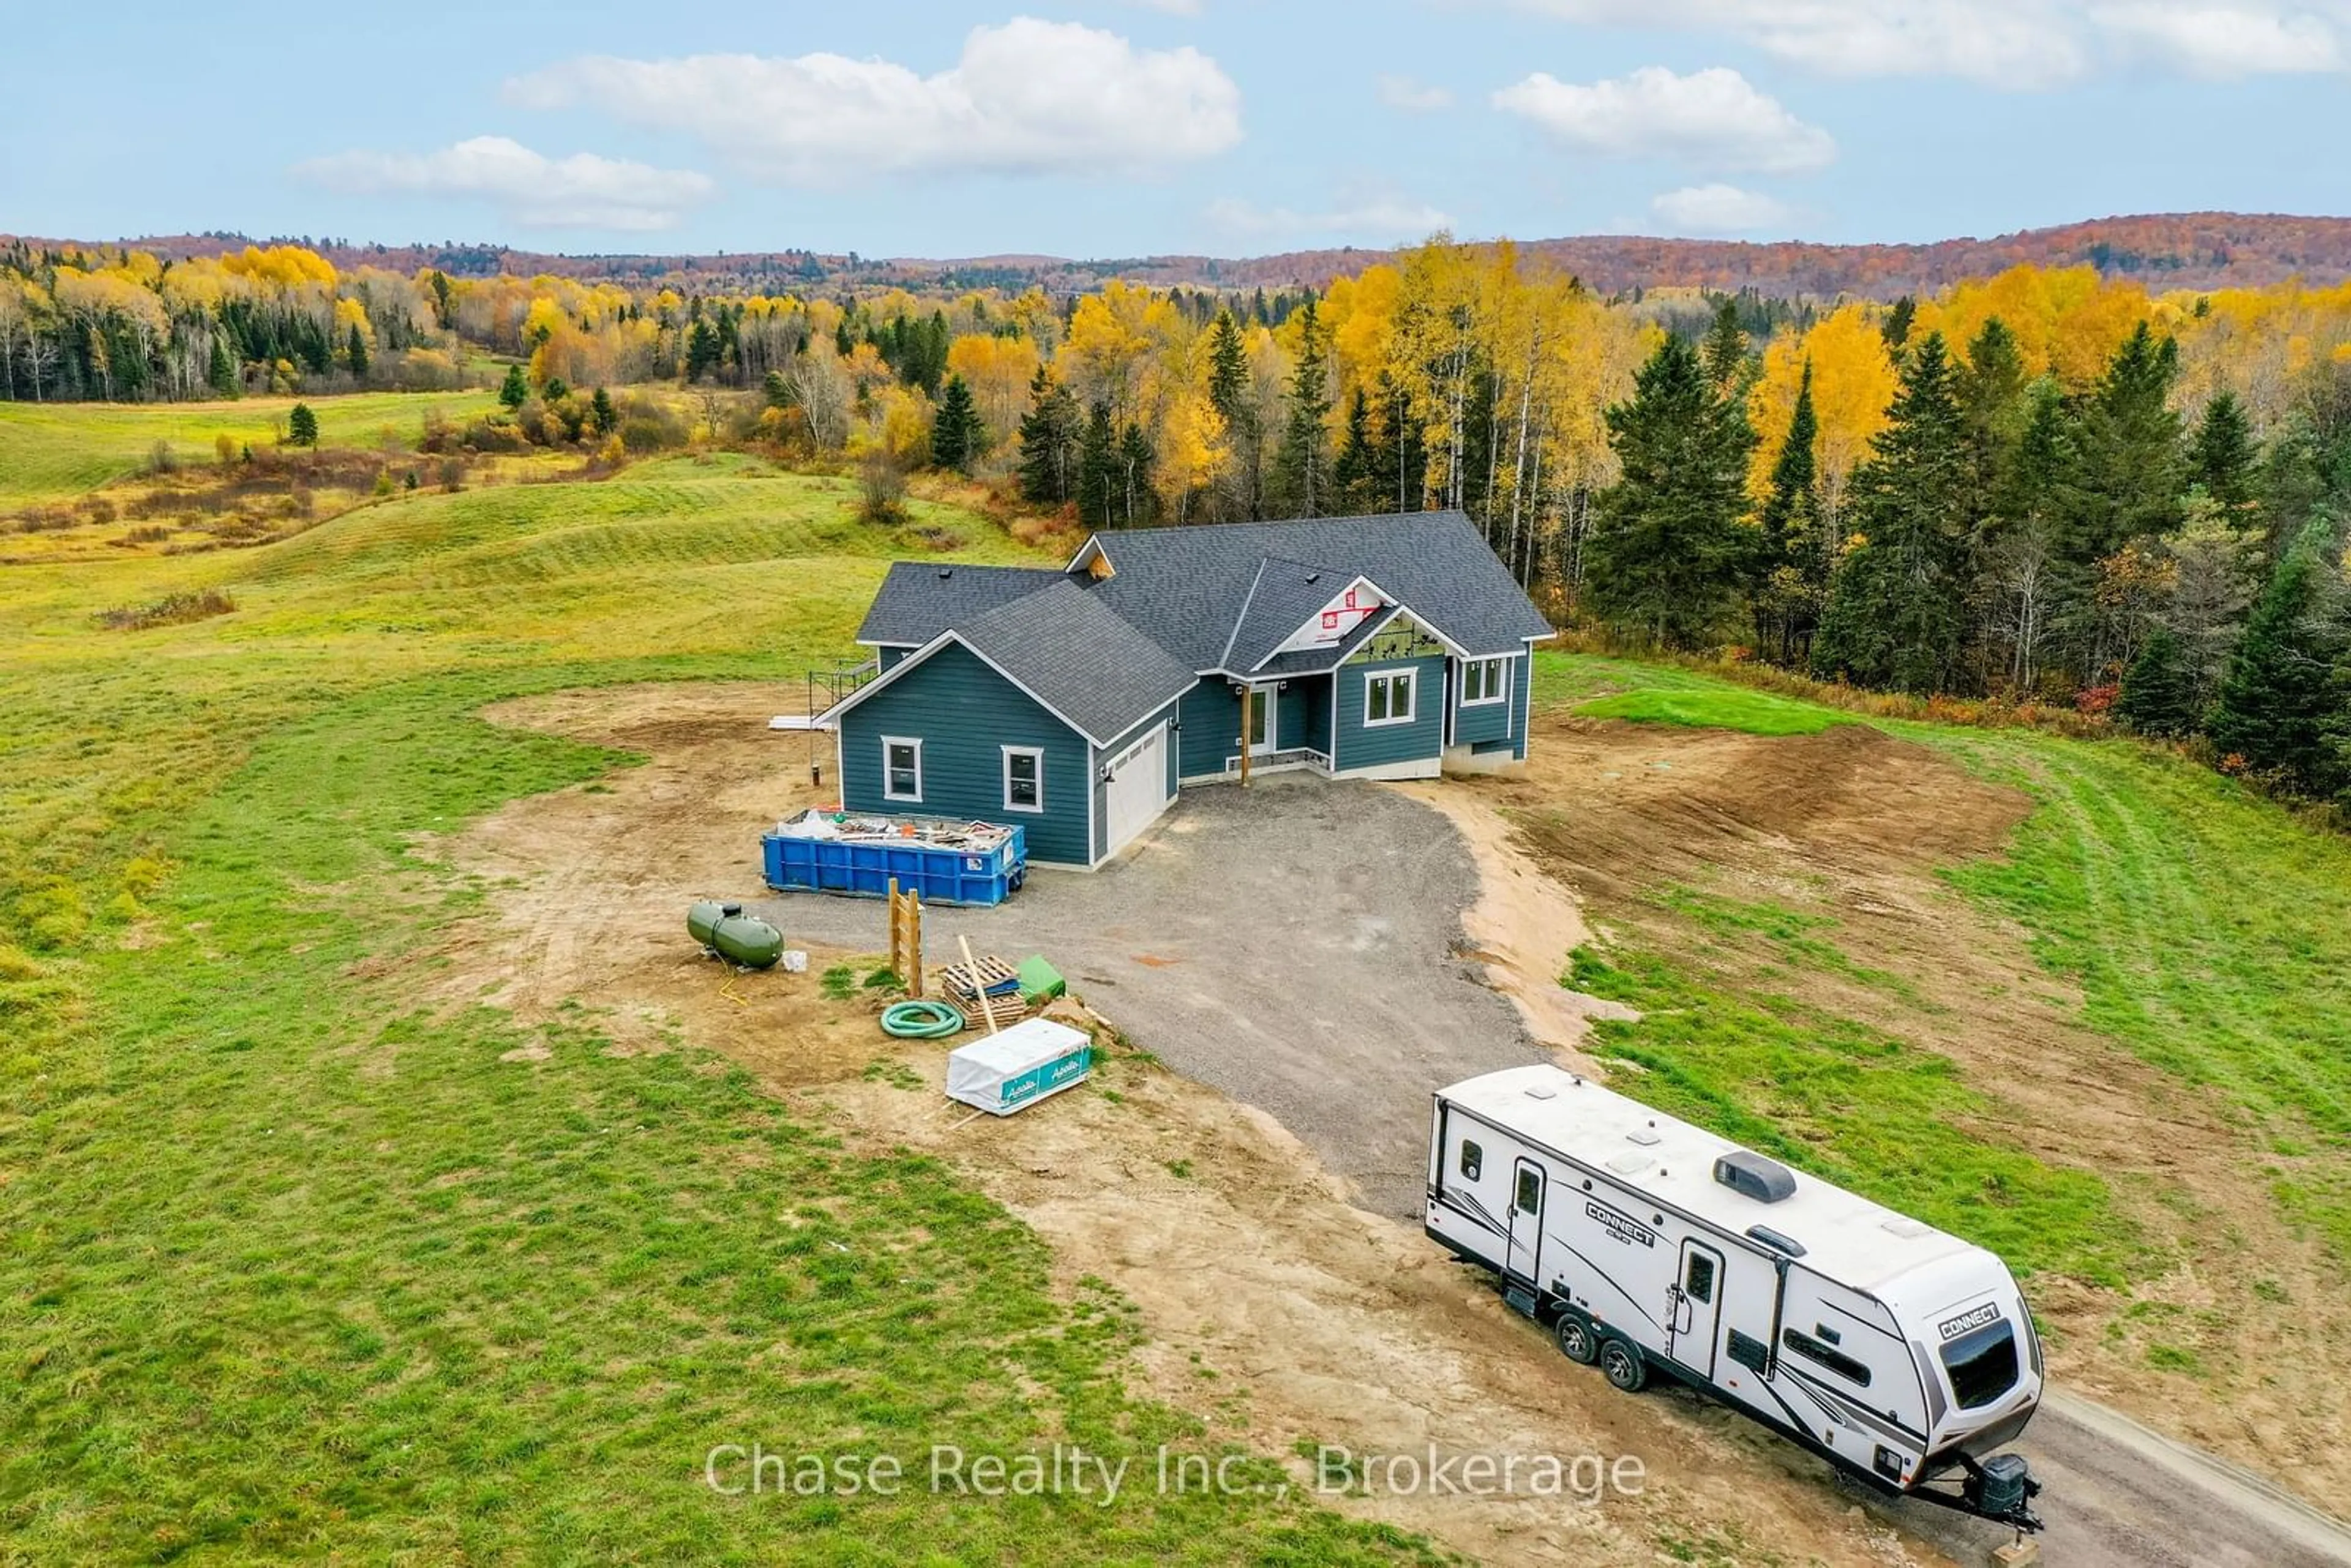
<box><xmin>1510</xmin><ymin>0</ymin><xmax>2088</xmax><ymax>86</ymax></box>
<box><xmin>1377</xmin><ymin>73</ymin><xmax>1455</xmax><ymax>110</ymax></box>
<box><xmin>1649</xmin><ymin>183</ymin><xmax>1798</xmax><ymax>234</ymax></box>
<box><xmin>506</xmin><ymin>19</ymin><xmax>1242</xmax><ymax>186</ymax></box>
<box><xmin>293</xmin><ymin>136</ymin><xmax>714</xmax><ymax>231</ymax></box>
<box><xmin>1507</xmin><ymin>0</ymin><xmax>2346</xmax><ymax>85</ymax></box>
<box><xmin>2092</xmin><ymin>3</ymin><xmax>2344</xmax><ymax>75</ymax></box>
<box><xmin>1205</xmin><ymin>195</ymin><xmax>1455</xmax><ymax>243</ymax></box>
<box><xmin>1493</xmin><ymin>66</ymin><xmax>1836</xmax><ymax>173</ymax></box>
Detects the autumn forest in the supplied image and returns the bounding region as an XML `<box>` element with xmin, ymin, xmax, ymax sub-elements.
<box><xmin>7</xmin><ymin>234</ymin><xmax>2351</xmax><ymax>806</ymax></box>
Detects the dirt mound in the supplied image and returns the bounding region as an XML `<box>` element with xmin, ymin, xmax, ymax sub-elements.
<box><xmin>1482</xmin><ymin>715</ymin><xmax>2032</xmax><ymax>902</ymax></box>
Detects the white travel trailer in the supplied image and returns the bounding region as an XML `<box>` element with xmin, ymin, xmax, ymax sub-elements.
<box><xmin>1427</xmin><ymin>1064</ymin><xmax>2045</xmax><ymax>1533</ymax></box>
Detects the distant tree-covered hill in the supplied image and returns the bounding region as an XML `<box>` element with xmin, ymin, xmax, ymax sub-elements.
<box><xmin>23</xmin><ymin>211</ymin><xmax>2347</xmax><ymax>299</ymax></box>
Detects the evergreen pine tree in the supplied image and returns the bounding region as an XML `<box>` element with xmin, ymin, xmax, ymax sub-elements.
<box><xmin>1585</xmin><ymin>333</ymin><xmax>1757</xmax><ymax>648</ymax></box>
<box><xmin>1272</xmin><ymin>300</ymin><xmax>1333</xmax><ymax>517</ymax></box>
<box><xmin>206</xmin><ymin>336</ymin><xmax>238</xmax><ymax>397</ymax></box>
<box><xmin>1016</xmin><ymin>367</ymin><xmax>1081</xmax><ymax>505</ymax></box>
<box><xmin>1367</xmin><ymin>371</ymin><xmax>1421</xmax><ymax>514</ymax></box>
<box><xmin>287</xmin><ymin>402</ymin><xmax>319</xmax><ymax>448</ymax></box>
<box><xmin>1957</xmin><ymin>317</ymin><xmax>2029</xmax><ymax>503</ymax></box>
<box><xmin>1333</xmin><ymin>387</ymin><xmax>1375</xmax><ymax>516</ymax></box>
<box><xmin>590</xmin><ymin>387</ymin><xmax>617</xmax><ymax>436</ymax></box>
<box><xmin>1078</xmin><ymin>400</ymin><xmax>1117</xmax><ymax>528</ymax></box>
<box><xmin>1753</xmin><ymin>359</ymin><xmax>1821</xmax><ymax>664</ymax></box>
<box><xmin>499</xmin><ymin>363</ymin><xmax>528</xmax><ymax>411</ymax></box>
<box><xmin>2208</xmin><ymin>523</ymin><xmax>2348</xmax><ymax>792</ymax></box>
<box><xmin>930</xmin><ymin>374</ymin><xmax>983</xmax><ymax>472</ymax></box>
<box><xmin>2189</xmin><ymin>389</ymin><xmax>2257</xmax><ymax>516</ymax></box>
<box><xmin>1812</xmin><ymin>332</ymin><xmax>1970</xmax><ymax>692</ymax></box>
<box><xmin>2116</xmin><ymin>625</ymin><xmax>2200</xmax><ymax>736</ymax></box>
<box><xmin>1205</xmin><ymin>308</ymin><xmax>1259</xmax><ymax>519</ymax></box>
<box><xmin>346</xmin><ymin>322</ymin><xmax>369</xmax><ymax>378</ymax></box>
<box><xmin>1881</xmin><ymin>296</ymin><xmax>1918</xmax><ymax>351</ymax></box>
<box><xmin>1700</xmin><ymin>298</ymin><xmax>1750</xmax><ymax>396</ymax></box>
<box><xmin>2075</xmin><ymin>320</ymin><xmax>2185</xmax><ymax>560</ymax></box>
<box><xmin>1117</xmin><ymin>421</ymin><xmax>1155</xmax><ymax>528</ymax></box>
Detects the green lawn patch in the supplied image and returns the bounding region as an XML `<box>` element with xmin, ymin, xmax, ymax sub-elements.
<box><xmin>1569</xmin><ymin>942</ymin><xmax>2143</xmax><ymax>1287</ymax></box>
<box><xmin>1574</xmin><ymin>686</ymin><xmax>1850</xmax><ymax>737</ymax></box>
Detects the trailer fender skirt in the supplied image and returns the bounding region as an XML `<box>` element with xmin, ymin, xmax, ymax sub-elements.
<box><xmin>882</xmin><ymin>1000</ymin><xmax>966</xmax><ymax>1040</ymax></box>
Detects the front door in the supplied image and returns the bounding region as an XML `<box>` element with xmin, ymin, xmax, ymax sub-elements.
<box><xmin>1668</xmin><ymin>1239</ymin><xmax>1725</xmax><ymax>1378</ymax></box>
<box><xmin>1505</xmin><ymin>1158</ymin><xmax>1545</xmax><ymax>1282</ymax></box>
<box><xmin>1245</xmin><ymin>686</ymin><xmax>1275</xmax><ymax>755</ymax></box>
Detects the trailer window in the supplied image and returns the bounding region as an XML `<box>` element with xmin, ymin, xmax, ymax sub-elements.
<box><xmin>1940</xmin><ymin>1320</ymin><xmax>2020</xmax><ymax>1410</ymax></box>
<box><xmin>1514</xmin><ymin>1166</ymin><xmax>1542</xmax><ymax>1215</ymax></box>
<box><xmin>1683</xmin><ymin>1253</ymin><xmax>1715</xmax><ymax>1305</ymax></box>
<box><xmin>1783</xmin><ymin>1328</ymin><xmax>1872</xmax><ymax>1387</ymax></box>
<box><xmin>1458</xmin><ymin>1141</ymin><xmax>1483</xmax><ymax>1181</ymax></box>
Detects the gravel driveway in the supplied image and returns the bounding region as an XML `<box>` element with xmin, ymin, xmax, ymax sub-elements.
<box><xmin>754</xmin><ymin>773</ymin><xmax>1547</xmax><ymax>1218</ymax></box>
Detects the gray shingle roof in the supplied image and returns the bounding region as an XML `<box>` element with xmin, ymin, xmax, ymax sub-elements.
<box><xmin>1085</xmin><ymin>511</ymin><xmax>1551</xmax><ymax>669</ymax></box>
<box><xmin>1218</xmin><ymin>555</ymin><xmax>1359</xmax><ymax>673</ymax></box>
<box><xmin>955</xmin><ymin>580</ymin><xmax>1196</xmax><ymax>746</ymax></box>
<box><xmin>857</xmin><ymin>561</ymin><xmax>1067</xmax><ymax>645</ymax></box>
<box><xmin>848</xmin><ymin>512</ymin><xmax>1551</xmax><ymax>741</ymax></box>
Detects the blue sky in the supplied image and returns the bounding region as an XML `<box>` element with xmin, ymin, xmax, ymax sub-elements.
<box><xmin>3</xmin><ymin>1</ymin><xmax>2344</xmax><ymax>257</ymax></box>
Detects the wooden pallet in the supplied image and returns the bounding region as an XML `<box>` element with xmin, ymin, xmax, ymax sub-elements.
<box><xmin>939</xmin><ymin>955</ymin><xmax>1019</xmax><ymax>1001</ymax></box>
<box><xmin>956</xmin><ymin>992</ymin><xmax>1029</xmax><ymax>1030</ymax></box>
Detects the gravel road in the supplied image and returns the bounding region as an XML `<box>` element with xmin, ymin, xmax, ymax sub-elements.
<box><xmin>755</xmin><ymin>778</ymin><xmax>2351</xmax><ymax>1567</ymax></box>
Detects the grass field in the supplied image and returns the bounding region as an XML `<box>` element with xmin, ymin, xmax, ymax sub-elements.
<box><xmin>0</xmin><ymin>391</ymin><xmax>502</xmax><ymax>512</ymax></box>
<box><xmin>0</xmin><ymin>455</ymin><xmax>1437</xmax><ymax>1562</ymax></box>
<box><xmin>1546</xmin><ymin>651</ymin><xmax>2351</xmax><ymax>1266</ymax></box>
<box><xmin>1571</xmin><ymin>686</ymin><xmax>1850</xmax><ymax>736</ymax></box>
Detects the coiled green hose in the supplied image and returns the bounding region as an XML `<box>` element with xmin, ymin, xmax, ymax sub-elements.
<box><xmin>880</xmin><ymin>1000</ymin><xmax>965</xmax><ymax>1039</ymax></box>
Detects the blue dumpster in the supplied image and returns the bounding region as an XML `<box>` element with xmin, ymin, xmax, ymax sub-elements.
<box><xmin>763</xmin><ymin>811</ymin><xmax>1027</xmax><ymax>907</ymax></box>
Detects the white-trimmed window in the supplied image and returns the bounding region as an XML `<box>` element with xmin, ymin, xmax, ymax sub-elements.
<box><xmin>882</xmin><ymin>737</ymin><xmax>923</xmax><ymax>802</ymax></box>
<box><xmin>1461</xmin><ymin>656</ymin><xmax>1509</xmax><ymax>705</ymax></box>
<box><xmin>1001</xmin><ymin>746</ymin><xmax>1044</xmax><ymax>814</ymax></box>
<box><xmin>1364</xmin><ymin>669</ymin><xmax>1416</xmax><ymax>727</ymax></box>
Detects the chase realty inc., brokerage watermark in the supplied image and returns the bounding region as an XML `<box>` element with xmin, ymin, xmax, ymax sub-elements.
<box><xmin>705</xmin><ymin>1442</ymin><xmax>1646</xmax><ymax>1507</ymax></box>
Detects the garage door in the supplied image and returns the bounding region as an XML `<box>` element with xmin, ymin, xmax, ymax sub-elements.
<box><xmin>1104</xmin><ymin>724</ymin><xmax>1172</xmax><ymax>856</ymax></box>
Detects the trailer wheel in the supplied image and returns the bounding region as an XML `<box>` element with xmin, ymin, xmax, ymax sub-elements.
<box><xmin>1554</xmin><ymin>1313</ymin><xmax>1600</xmax><ymax>1365</ymax></box>
<box><xmin>1598</xmin><ymin>1336</ymin><xmax>1649</xmax><ymax>1393</ymax></box>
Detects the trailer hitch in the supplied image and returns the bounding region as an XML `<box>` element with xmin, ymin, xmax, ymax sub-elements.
<box><xmin>1905</xmin><ymin>1452</ymin><xmax>2043</xmax><ymax>1534</ymax></box>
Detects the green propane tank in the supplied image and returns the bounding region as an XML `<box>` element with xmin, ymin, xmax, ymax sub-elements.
<box><xmin>688</xmin><ymin>901</ymin><xmax>786</xmax><ymax>970</ymax></box>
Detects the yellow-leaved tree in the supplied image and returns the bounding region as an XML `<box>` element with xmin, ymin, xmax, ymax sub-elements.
<box><xmin>1748</xmin><ymin>303</ymin><xmax>1899</xmax><ymax>536</ymax></box>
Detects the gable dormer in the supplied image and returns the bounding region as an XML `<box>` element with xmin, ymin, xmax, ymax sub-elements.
<box><xmin>1274</xmin><ymin>575</ymin><xmax>1389</xmax><ymax>656</ymax></box>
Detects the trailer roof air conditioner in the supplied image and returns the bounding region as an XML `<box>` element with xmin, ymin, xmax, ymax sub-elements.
<box><xmin>1714</xmin><ymin>1149</ymin><xmax>1797</xmax><ymax>1204</ymax></box>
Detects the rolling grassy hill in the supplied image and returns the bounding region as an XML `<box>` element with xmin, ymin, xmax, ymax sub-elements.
<box><xmin>9</xmin><ymin>418</ymin><xmax>2350</xmax><ymax>1551</ymax></box>
<box><xmin>0</xmin><ymin>390</ymin><xmax>501</xmax><ymax>512</ymax></box>
<box><xmin>0</xmin><ymin>457</ymin><xmax>1438</xmax><ymax>1563</ymax></box>
<box><xmin>1547</xmin><ymin>651</ymin><xmax>2351</xmax><ymax>1278</ymax></box>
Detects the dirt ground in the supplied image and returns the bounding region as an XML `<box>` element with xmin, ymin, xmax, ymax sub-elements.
<box><xmin>1455</xmin><ymin>711</ymin><xmax>2351</xmax><ymax>1515</ymax></box>
<box><xmin>424</xmin><ymin>682</ymin><xmax>2350</xmax><ymax>1564</ymax></box>
<box><xmin>429</xmin><ymin>683</ymin><xmax>1942</xmax><ymax>1568</ymax></box>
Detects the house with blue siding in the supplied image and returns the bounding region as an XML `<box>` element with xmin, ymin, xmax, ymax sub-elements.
<box><xmin>819</xmin><ymin>511</ymin><xmax>1553</xmax><ymax>870</ymax></box>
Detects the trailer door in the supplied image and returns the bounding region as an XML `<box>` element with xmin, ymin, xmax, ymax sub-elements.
<box><xmin>1505</xmin><ymin>1158</ymin><xmax>1545</xmax><ymax>1283</ymax></box>
<box><xmin>1668</xmin><ymin>1239</ymin><xmax>1725</xmax><ymax>1379</ymax></box>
